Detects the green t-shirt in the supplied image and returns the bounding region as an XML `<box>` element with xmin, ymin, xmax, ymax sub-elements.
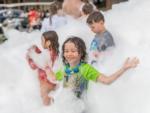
<box><xmin>55</xmin><ymin>63</ymin><xmax>101</xmax><ymax>97</ymax></box>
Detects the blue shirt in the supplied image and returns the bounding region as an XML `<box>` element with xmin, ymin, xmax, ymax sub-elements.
<box><xmin>90</xmin><ymin>30</ymin><xmax>115</xmax><ymax>52</ymax></box>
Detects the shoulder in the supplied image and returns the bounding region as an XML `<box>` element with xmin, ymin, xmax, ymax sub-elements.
<box><xmin>80</xmin><ymin>63</ymin><xmax>92</xmax><ymax>68</ymax></box>
<box><xmin>80</xmin><ymin>63</ymin><xmax>99</xmax><ymax>74</ymax></box>
<box><xmin>80</xmin><ymin>63</ymin><xmax>100</xmax><ymax>81</ymax></box>
<box><xmin>104</xmin><ymin>30</ymin><xmax>113</xmax><ymax>38</ymax></box>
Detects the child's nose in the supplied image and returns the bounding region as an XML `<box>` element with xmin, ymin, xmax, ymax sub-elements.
<box><xmin>67</xmin><ymin>51</ymin><xmax>73</xmax><ymax>56</ymax></box>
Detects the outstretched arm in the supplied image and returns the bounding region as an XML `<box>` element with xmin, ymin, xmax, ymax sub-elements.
<box><xmin>97</xmin><ymin>57</ymin><xmax>139</xmax><ymax>84</ymax></box>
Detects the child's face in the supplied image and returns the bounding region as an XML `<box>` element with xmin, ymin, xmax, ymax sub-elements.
<box><xmin>89</xmin><ymin>20</ymin><xmax>104</xmax><ymax>33</ymax></box>
<box><xmin>64</xmin><ymin>41</ymin><xmax>81</xmax><ymax>66</ymax></box>
<box><xmin>41</xmin><ymin>37</ymin><xmax>51</xmax><ymax>49</ymax></box>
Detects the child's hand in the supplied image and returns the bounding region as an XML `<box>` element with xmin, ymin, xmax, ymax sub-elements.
<box><xmin>45</xmin><ymin>66</ymin><xmax>57</xmax><ymax>84</ymax></box>
<box><xmin>123</xmin><ymin>57</ymin><xmax>139</xmax><ymax>70</ymax></box>
<box><xmin>49</xmin><ymin>75</ymin><xmax>57</xmax><ymax>84</ymax></box>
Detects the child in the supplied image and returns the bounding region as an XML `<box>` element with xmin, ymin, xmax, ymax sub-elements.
<box><xmin>28</xmin><ymin>8</ymin><xmax>40</xmax><ymax>32</ymax></box>
<box><xmin>87</xmin><ymin>11</ymin><xmax>115</xmax><ymax>64</ymax></box>
<box><xmin>51</xmin><ymin>36</ymin><xmax>139</xmax><ymax>99</ymax></box>
<box><xmin>79</xmin><ymin>3</ymin><xmax>94</xmax><ymax>22</ymax></box>
<box><xmin>41</xmin><ymin>2</ymin><xmax>67</xmax><ymax>33</ymax></box>
<box><xmin>79</xmin><ymin>0</ymin><xmax>97</xmax><ymax>13</ymax></box>
<box><xmin>26</xmin><ymin>31</ymin><xmax>59</xmax><ymax>105</ymax></box>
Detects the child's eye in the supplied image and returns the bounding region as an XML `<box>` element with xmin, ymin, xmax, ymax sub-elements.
<box><xmin>71</xmin><ymin>50</ymin><xmax>77</xmax><ymax>52</ymax></box>
<box><xmin>64</xmin><ymin>49</ymin><xmax>78</xmax><ymax>53</ymax></box>
<box><xmin>64</xmin><ymin>50</ymin><xmax>69</xmax><ymax>53</ymax></box>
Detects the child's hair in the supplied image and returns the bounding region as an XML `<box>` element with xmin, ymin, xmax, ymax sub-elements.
<box><xmin>81</xmin><ymin>0</ymin><xmax>89</xmax><ymax>3</ymax></box>
<box><xmin>42</xmin><ymin>31</ymin><xmax>59</xmax><ymax>55</ymax></box>
<box><xmin>87</xmin><ymin>11</ymin><xmax>105</xmax><ymax>25</ymax></box>
<box><xmin>55</xmin><ymin>0</ymin><xmax>63</xmax><ymax>10</ymax></box>
<box><xmin>82</xmin><ymin>3</ymin><xmax>94</xmax><ymax>15</ymax></box>
<box><xmin>62</xmin><ymin>36</ymin><xmax>87</xmax><ymax>64</ymax></box>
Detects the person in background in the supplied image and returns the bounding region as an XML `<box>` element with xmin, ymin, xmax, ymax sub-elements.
<box><xmin>41</xmin><ymin>2</ymin><xmax>67</xmax><ymax>33</ymax></box>
<box><xmin>28</xmin><ymin>8</ymin><xmax>40</xmax><ymax>32</ymax></box>
<box><xmin>79</xmin><ymin>3</ymin><xmax>94</xmax><ymax>22</ymax></box>
<box><xmin>62</xmin><ymin>0</ymin><xmax>84</xmax><ymax>18</ymax></box>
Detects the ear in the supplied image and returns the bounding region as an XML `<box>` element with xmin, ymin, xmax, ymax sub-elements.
<box><xmin>46</xmin><ymin>40</ymin><xmax>51</xmax><ymax>48</ymax></box>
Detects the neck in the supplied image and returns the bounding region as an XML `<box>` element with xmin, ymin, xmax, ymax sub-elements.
<box><xmin>99</xmin><ymin>27</ymin><xmax>106</xmax><ymax>34</ymax></box>
<box><xmin>69</xmin><ymin>61</ymin><xmax>80</xmax><ymax>67</ymax></box>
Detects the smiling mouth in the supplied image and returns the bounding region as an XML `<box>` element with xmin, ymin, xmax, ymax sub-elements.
<box><xmin>67</xmin><ymin>58</ymin><xmax>73</xmax><ymax>61</ymax></box>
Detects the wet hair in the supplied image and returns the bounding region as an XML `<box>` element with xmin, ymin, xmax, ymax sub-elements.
<box><xmin>62</xmin><ymin>36</ymin><xmax>87</xmax><ymax>65</ymax></box>
<box><xmin>42</xmin><ymin>31</ymin><xmax>59</xmax><ymax>55</ymax></box>
<box><xmin>81</xmin><ymin>0</ymin><xmax>89</xmax><ymax>3</ymax></box>
<box><xmin>87</xmin><ymin>11</ymin><xmax>105</xmax><ymax>25</ymax></box>
<box><xmin>82</xmin><ymin>3</ymin><xmax>94</xmax><ymax>15</ymax></box>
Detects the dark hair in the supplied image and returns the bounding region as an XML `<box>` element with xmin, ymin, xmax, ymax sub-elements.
<box><xmin>82</xmin><ymin>3</ymin><xmax>93</xmax><ymax>15</ymax></box>
<box><xmin>87</xmin><ymin>11</ymin><xmax>105</xmax><ymax>25</ymax></box>
<box><xmin>42</xmin><ymin>31</ymin><xmax>59</xmax><ymax>55</ymax></box>
<box><xmin>62</xmin><ymin>36</ymin><xmax>87</xmax><ymax>64</ymax></box>
<box><xmin>55</xmin><ymin>0</ymin><xmax>63</xmax><ymax>10</ymax></box>
<box><xmin>81</xmin><ymin>0</ymin><xmax>89</xmax><ymax>3</ymax></box>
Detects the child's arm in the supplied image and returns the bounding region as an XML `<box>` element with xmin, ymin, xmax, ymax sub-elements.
<box><xmin>97</xmin><ymin>57</ymin><xmax>139</xmax><ymax>84</ymax></box>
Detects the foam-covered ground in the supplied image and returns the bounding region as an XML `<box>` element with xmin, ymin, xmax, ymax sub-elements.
<box><xmin>0</xmin><ymin>0</ymin><xmax>150</xmax><ymax>113</ymax></box>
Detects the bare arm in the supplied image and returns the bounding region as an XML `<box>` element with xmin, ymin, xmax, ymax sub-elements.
<box><xmin>45</xmin><ymin>66</ymin><xmax>58</xmax><ymax>84</ymax></box>
<box><xmin>97</xmin><ymin>57</ymin><xmax>139</xmax><ymax>84</ymax></box>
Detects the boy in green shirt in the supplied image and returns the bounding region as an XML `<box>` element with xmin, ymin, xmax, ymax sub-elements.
<box><xmin>49</xmin><ymin>36</ymin><xmax>139</xmax><ymax>98</ymax></box>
